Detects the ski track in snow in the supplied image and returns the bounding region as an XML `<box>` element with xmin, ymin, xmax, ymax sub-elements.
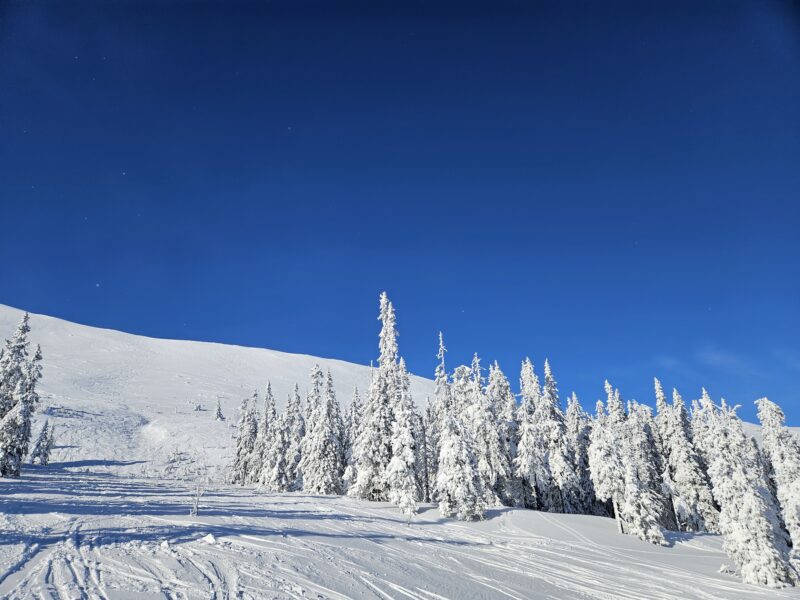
<box><xmin>2</xmin><ymin>466</ymin><xmax>796</xmax><ymax>600</ymax></box>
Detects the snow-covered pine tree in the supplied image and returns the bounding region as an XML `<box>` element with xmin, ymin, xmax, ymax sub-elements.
<box><xmin>565</xmin><ymin>393</ymin><xmax>596</xmax><ymax>515</ymax></box>
<box><xmin>588</xmin><ymin>389</ymin><xmax>626</xmax><ymax>532</ymax></box>
<box><xmin>300</xmin><ymin>366</ymin><xmax>343</xmax><ymax>495</ymax></box>
<box><xmin>413</xmin><ymin>407</ymin><xmax>431</xmax><ymax>502</ymax></box>
<box><xmin>0</xmin><ymin>318</ymin><xmax>43</xmax><ymax>478</ymax></box>
<box><xmin>467</xmin><ymin>354</ymin><xmax>509</xmax><ymax>507</ymax></box>
<box><xmin>696</xmin><ymin>396</ymin><xmax>797</xmax><ymax>588</ymax></box>
<box><xmin>487</xmin><ymin>361</ymin><xmax>521</xmax><ymax>507</ymax></box>
<box><xmin>514</xmin><ymin>358</ymin><xmax>544</xmax><ymax>509</ymax></box>
<box><xmin>756</xmin><ymin>397</ymin><xmax>800</xmax><ymax>555</ymax></box>
<box><xmin>29</xmin><ymin>420</ymin><xmax>50</xmax><ymax>465</ymax></box>
<box><xmin>0</xmin><ymin>314</ymin><xmax>33</xmax><ymax>420</ymax></box>
<box><xmin>619</xmin><ymin>402</ymin><xmax>668</xmax><ymax>545</ymax></box>
<box><xmin>657</xmin><ymin>384</ymin><xmax>719</xmax><ymax>533</ymax></box>
<box><xmin>386</xmin><ymin>358</ymin><xmax>418</xmax><ymax>516</ymax></box>
<box><xmin>435</xmin><ymin>412</ymin><xmax>486</xmax><ymax>521</ymax></box>
<box><xmin>342</xmin><ymin>386</ymin><xmax>363</xmax><ymax>492</ymax></box>
<box><xmin>42</xmin><ymin>424</ymin><xmax>55</xmax><ymax>465</ymax></box>
<box><xmin>255</xmin><ymin>382</ymin><xmax>278</xmax><ymax>485</ymax></box>
<box><xmin>425</xmin><ymin>332</ymin><xmax>450</xmax><ymax>498</ymax></box>
<box><xmin>350</xmin><ymin>292</ymin><xmax>399</xmax><ymax>501</ymax></box>
<box><xmin>265</xmin><ymin>412</ymin><xmax>291</xmax><ymax>492</ymax></box>
<box><xmin>539</xmin><ymin>360</ymin><xmax>582</xmax><ymax>514</ymax></box>
<box><xmin>230</xmin><ymin>392</ymin><xmax>259</xmax><ymax>485</ymax></box>
<box><xmin>214</xmin><ymin>398</ymin><xmax>225</xmax><ymax>421</ymax></box>
<box><xmin>0</xmin><ymin>396</ymin><xmax>30</xmax><ymax>477</ymax></box>
<box><xmin>285</xmin><ymin>384</ymin><xmax>305</xmax><ymax>491</ymax></box>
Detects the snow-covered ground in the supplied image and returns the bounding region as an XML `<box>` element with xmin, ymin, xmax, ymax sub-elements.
<box><xmin>2</xmin><ymin>303</ymin><xmax>799</xmax><ymax>599</ymax></box>
<box><xmin>3</xmin><ymin>465</ymin><xmax>796</xmax><ymax>600</ymax></box>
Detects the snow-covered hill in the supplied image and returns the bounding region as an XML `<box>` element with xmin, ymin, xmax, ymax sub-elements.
<box><xmin>4</xmin><ymin>304</ymin><xmax>800</xmax><ymax>598</ymax></box>
<box><xmin>0</xmin><ymin>304</ymin><xmax>434</xmax><ymax>476</ymax></box>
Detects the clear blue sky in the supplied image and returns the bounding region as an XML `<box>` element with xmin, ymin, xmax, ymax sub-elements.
<box><xmin>1</xmin><ymin>1</ymin><xmax>798</xmax><ymax>424</ymax></box>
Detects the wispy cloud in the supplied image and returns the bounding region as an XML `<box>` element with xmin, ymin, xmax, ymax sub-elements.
<box><xmin>694</xmin><ymin>345</ymin><xmax>763</xmax><ymax>379</ymax></box>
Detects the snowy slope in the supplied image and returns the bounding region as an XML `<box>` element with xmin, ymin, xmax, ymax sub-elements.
<box><xmin>3</xmin><ymin>304</ymin><xmax>800</xmax><ymax>599</ymax></box>
<box><xmin>1</xmin><ymin>466</ymin><xmax>796</xmax><ymax>600</ymax></box>
<box><xmin>0</xmin><ymin>304</ymin><xmax>434</xmax><ymax>476</ymax></box>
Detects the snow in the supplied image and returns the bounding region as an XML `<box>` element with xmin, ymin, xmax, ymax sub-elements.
<box><xmin>3</xmin><ymin>465</ymin><xmax>798</xmax><ymax>599</ymax></box>
<box><xmin>2</xmin><ymin>303</ymin><xmax>799</xmax><ymax>598</ymax></box>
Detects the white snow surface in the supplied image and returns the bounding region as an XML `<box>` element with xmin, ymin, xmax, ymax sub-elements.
<box><xmin>2</xmin><ymin>303</ymin><xmax>799</xmax><ymax>599</ymax></box>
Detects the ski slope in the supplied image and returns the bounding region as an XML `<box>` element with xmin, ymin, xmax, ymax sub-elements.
<box><xmin>2</xmin><ymin>304</ymin><xmax>799</xmax><ymax>599</ymax></box>
<box><xmin>1</xmin><ymin>466</ymin><xmax>796</xmax><ymax>600</ymax></box>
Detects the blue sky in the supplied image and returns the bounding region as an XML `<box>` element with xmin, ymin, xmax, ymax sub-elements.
<box><xmin>1</xmin><ymin>1</ymin><xmax>799</xmax><ymax>424</ymax></box>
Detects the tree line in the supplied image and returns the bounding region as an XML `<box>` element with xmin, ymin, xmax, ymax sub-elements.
<box><xmin>232</xmin><ymin>292</ymin><xmax>800</xmax><ymax>588</ymax></box>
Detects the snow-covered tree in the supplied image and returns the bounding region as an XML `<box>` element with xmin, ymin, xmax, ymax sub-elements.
<box><xmin>487</xmin><ymin>361</ymin><xmax>520</xmax><ymax>506</ymax></box>
<box><xmin>255</xmin><ymin>382</ymin><xmax>278</xmax><ymax>485</ymax></box>
<box><xmin>540</xmin><ymin>360</ymin><xmax>582</xmax><ymax>514</ymax></box>
<box><xmin>413</xmin><ymin>408</ymin><xmax>431</xmax><ymax>502</ymax></box>
<box><xmin>342</xmin><ymin>386</ymin><xmax>363</xmax><ymax>492</ymax></box>
<box><xmin>265</xmin><ymin>412</ymin><xmax>291</xmax><ymax>492</ymax></box>
<box><xmin>695</xmin><ymin>396</ymin><xmax>797</xmax><ymax>588</ymax></box>
<box><xmin>214</xmin><ymin>398</ymin><xmax>225</xmax><ymax>421</ymax></box>
<box><xmin>350</xmin><ymin>292</ymin><xmax>399</xmax><ymax>501</ymax></box>
<box><xmin>466</xmin><ymin>355</ymin><xmax>509</xmax><ymax>507</ymax></box>
<box><xmin>657</xmin><ymin>383</ymin><xmax>719</xmax><ymax>533</ymax></box>
<box><xmin>425</xmin><ymin>332</ymin><xmax>450</xmax><ymax>498</ymax></box>
<box><xmin>285</xmin><ymin>384</ymin><xmax>305</xmax><ymax>491</ymax></box>
<box><xmin>514</xmin><ymin>358</ymin><xmax>544</xmax><ymax>509</ymax></box>
<box><xmin>756</xmin><ymin>397</ymin><xmax>800</xmax><ymax>555</ymax></box>
<box><xmin>619</xmin><ymin>402</ymin><xmax>668</xmax><ymax>545</ymax></box>
<box><xmin>230</xmin><ymin>392</ymin><xmax>259</xmax><ymax>485</ymax></box>
<box><xmin>300</xmin><ymin>366</ymin><xmax>343</xmax><ymax>495</ymax></box>
<box><xmin>589</xmin><ymin>386</ymin><xmax>626</xmax><ymax>532</ymax></box>
<box><xmin>565</xmin><ymin>393</ymin><xmax>596</xmax><ymax>514</ymax></box>
<box><xmin>435</xmin><ymin>412</ymin><xmax>486</xmax><ymax>521</ymax></box>
<box><xmin>29</xmin><ymin>420</ymin><xmax>51</xmax><ymax>465</ymax></box>
<box><xmin>0</xmin><ymin>314</ymin><xmax>34</xmax><ymax>419</ymax></box>
<box><xmin>386</xmin><ymin>358</ymin><xmax>417</xmax><ymax>516</ymax></box>
<box><xmin>0</xmin><ymin>397</ymin><xmax>30</xmax><ymax>477</ymax></box>
<box><xmin>0</xmin><ymin>316</ymin><xmax>43</xmax><ymax>478</ymax></box>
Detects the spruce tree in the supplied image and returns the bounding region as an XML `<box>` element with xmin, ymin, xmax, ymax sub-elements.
<box><xmin>487</xmin><ymin>361</ymin><xmax>520</xmax><ymax>507</ymax></box>
<box><xmin>540</xmin><ymin>360</ymin><xmax>582</xmax><ymax>514</ymax></box>
<box><xmin>300</xmin><ymin>366</ymin><xmax>343</xmax><ymax>494</ymax></box>
<box><xmin>342</xmin><ymin>386</ymin><xmax>363</xmax><ymax>492</ymax></box>
<box><xmin>285</xmin><ymin>384</ymin><xmax>305</xmax><ymax>491</ymax></box>
<box><xmin>620</xmin><ymin>402</ymin><xmax>668</xmax><ymax>545</ymax></box>
<box><xmin>565</xmin><ymin>393</ymin><xmax>596</xmax><ymax>514</ymax></box>
<box><xmin>230</xmin><ymin>393</ymin><xmax>259</xmax><ymax>485</ymax></box>
<box><xmin>756</xmin><ymin>397</ymin><xmax>800</xmax><ymax>554</ymax></box>
<box><xmin>435</xmin><ymin>412</ymin><xmax>486</xmax><ymax>521</ymax></box>
<box><xmin>29</xmin><ymin>420</ymin><xmax>50</xmax><ymax>465</ymax></box>
<box><xmin>589</xmin><ymin>391</ymin><xmax>626</xmax><ymax>532</ymax></box>
<box><xmin>265</xmin><ymin>412</ymin><xmax>291</xmax><ymax>492</ymax></box>
<box><xmin>425</xmin><ymin>332</ymin><xmax>450</xmax><ymax>498</ymax></box>
<box><xmin>514</xmin><ymin>358</ymin><xmax>544</xmax><ymax>509</ymax></box>
<box><xmin>255</xmin><ymin>382</ymin><xmax>277</xmax><ymax>485</ymax></box>
<box><xmin>658</xmin><ymin>384</ymin><xmax>719</xmax><ymax>533</ymax></box>
<box><xmin>696</xmin><ymin>396</ymin><xmax>797</xmax><ymax>588</ymax></box>
<box><xmin>214</xmin><ymin>398</ymin><xmax>225</xmax><ymax>421</ymax></box>
<box><xmin>386</xmin><ymin>358</ymin><xmax>418</xmax><ymax>516</ymax></box>
<box><xmin>350</xmin><ymin>292</ymin><xmax>399</xmax><ymax>501</ymax></box>
<box><xmin>467</xmin><ymin>355</ymin><xmax>509</xmax><ymax>507</ymax></box>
